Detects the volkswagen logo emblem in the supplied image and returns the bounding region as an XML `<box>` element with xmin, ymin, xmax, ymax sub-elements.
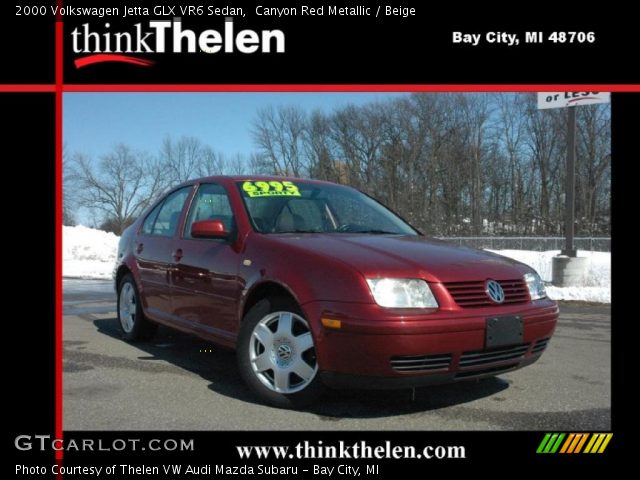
<box><xmin>485</xmin><ymin>280</ymin><xmax>505</xmax><ymax>304</ymax></box>
<box><xmin>277</xmin><ymin>344</ymin><xmax>292</xmax><ymax>361</ymax></box>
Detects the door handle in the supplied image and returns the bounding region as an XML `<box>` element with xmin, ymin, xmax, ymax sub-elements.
<box><xmin>136</xmin><ymin>243</ymin><xmax>144</xmax><ymax>254</ymax></box>
<box><xmin>172</xmin><ymin>248</ymin><xmax>183</xmax><ymax>262</ymax></box>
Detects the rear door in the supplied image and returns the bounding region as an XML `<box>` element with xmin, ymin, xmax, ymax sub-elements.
<box><xmin>135</xmin><ymin>186</ymin><xmax>193</xmax><ymax>320</ymax></box>
<box><xmin>170</xmin><ymin>183</ymin><xmax>242</xmax><ymax>339</ymax></box>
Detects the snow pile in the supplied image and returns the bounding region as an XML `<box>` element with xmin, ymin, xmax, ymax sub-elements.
<box><xmin>544</xmin><ymin>286</ymin><xmax>610</xmax><ymax>304</ymax></box>
<box><xmin>487</xmin><ymin>249</ymin><xmax>610</xmax><ymax>303</ymax></box>
<box><xmin>63</xmin><ymin>225</ymin><xmax>119</xmax><ymax>279</ymax></box>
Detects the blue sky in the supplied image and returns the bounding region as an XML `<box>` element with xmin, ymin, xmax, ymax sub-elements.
<box><xmin>64</xmin><ymin>93</ymin><xmax>410</xmax><ymax>159</ymax></box>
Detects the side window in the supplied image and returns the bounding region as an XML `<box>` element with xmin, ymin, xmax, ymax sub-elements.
<box><xmin>141</xmin><ymin>202</ymin><xmax>163</xmax><ymax>235</ymax></box>
<box><xmin>184</xmin><ymin>183</ymin><xmax>234</xmax><ymax>239</ymax></box>
<box><xmin>150</xmin><ymin>187</ymin><xmax>192</xmax><ymax>237</ymax></box>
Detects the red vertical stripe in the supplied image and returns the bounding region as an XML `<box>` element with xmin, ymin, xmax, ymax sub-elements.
<box><xmin>55</xmin><ymin>14</ymin><xmax>64</xmax><ymax>463</ymax></box>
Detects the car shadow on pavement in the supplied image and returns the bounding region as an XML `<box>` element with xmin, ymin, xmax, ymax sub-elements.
<box><xmin>94</xmin><ymin>318</ymin><xmax>509</xmax><ymax>418</ymax></box>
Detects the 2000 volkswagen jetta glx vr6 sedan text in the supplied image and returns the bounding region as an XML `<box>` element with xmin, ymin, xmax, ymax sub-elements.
<box><xmin>115</xmin><ymin>176</ymin><xmax>558</xmax><ymax>408</ymax></box>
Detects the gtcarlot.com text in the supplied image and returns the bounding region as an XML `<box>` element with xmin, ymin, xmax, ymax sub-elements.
<box><xmin>14</xmin><ymin>434</ymin><xmax>194</xmax><ymax>452</ymax></box>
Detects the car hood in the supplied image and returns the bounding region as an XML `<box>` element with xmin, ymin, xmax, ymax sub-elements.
<box><xmin>270</xmin><ymin>234</ymin><xmax>531</xmax><ymax>283</ymax></box>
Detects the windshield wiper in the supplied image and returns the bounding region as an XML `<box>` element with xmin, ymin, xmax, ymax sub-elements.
<box><xmin>275</xmin><ymin>229</ymin><xmax>321</xmax><ymax>234</ymax></box>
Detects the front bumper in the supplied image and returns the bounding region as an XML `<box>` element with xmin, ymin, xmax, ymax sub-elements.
<box><xmin>303</xmin><ymin>299</ymin><xmax>558</xmax><ymax>389</ymax></box>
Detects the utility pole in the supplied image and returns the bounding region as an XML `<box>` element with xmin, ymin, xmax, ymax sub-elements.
<box><xmin>563</xmin><ymin>106</ymin><xmax>577</xmax><ymax>257</ymax></box>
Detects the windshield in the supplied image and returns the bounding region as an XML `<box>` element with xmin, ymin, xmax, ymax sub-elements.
<box><xmin>237</xmin><ymin>180</ymin><xmax>419</xmax><ymax>235</ymax></box>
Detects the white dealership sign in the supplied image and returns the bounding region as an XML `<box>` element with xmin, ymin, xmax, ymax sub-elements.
<box><xmin>537</xmin><ymin>92</ymin><xmax>610</xmax><ymax>109</ymax></box>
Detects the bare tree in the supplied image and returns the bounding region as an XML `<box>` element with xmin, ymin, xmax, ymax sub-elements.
<box><xmin>247</xmin><ymin>152</ymin><xmax>271</xmax><ymax>174</ymax></box>
<box><xmin>249</xmin><ymin>93</ymin><xmax>611</xmax><ymax>236</ymax></box>
<box><xmin>305</xmin><ymin>110</ymin><xmax>339</xmax><ymax>182</ymax></box>
<box><xmin>196</xmin><ymin>146</ymin><xmax>227</xmax><ymax>177</ymax></box>
<box><xmin>526</xmin><ymin>97</ymin><xmax>564</xmax><ymax>234</ymax></box>
<box><xmin>576</xmin><ymin>104</ymin><xmax>611</xmax><ymax>234</ymax></box>
<box><xmin>227</xmin><ymin>153</ymin><xmax>248</xmax><ymax>175</ymax></box>
<box><xmin>252</xmin><ymin>106</ymin><xmax>307</xmax><ymax>176</ymax></box>
<box><xmin>456</xmin><ymin>94</ymin><xmax>492</xmax><ymax>234</ymax></box>
<box><xmin>160</xmin><ymin>135</ymin><xmax>205</xmax><ymax>184</ymax></box>
<box><xmin>494</xmin><ymin>94</ymin><xmax>532</xmax><ymax>232</ymax></box>
<box><xmin>70</xmin><ymin>144</ymin><xmax>168</xmax><ymax>234</ymax></box>
<box><xmin>62</xmin><ymin>143</ymin><xmax>77</xmax><ymax>226</ymax></box>
<box><xmin>330</xmin><ymin>103</ymin><xmax>386</xmax><ymax>190</ymax></box>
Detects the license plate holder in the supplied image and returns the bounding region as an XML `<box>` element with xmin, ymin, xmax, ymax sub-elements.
<box><xmin>486</xmin><ymin>315</ymin><xmax>523</xmax><ymax>348</ymax></box>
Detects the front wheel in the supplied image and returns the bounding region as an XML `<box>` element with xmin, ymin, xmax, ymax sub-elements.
<box><xmin>237</xmin><ymin>298</ymin><xmax>324</xmax><ymax>408</ymax></box>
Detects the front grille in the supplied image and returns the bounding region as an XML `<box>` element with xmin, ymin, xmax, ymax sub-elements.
<box><xmin>459</xmin><ymin>343</ymin><xmax>530</xmax><ymax>368</ymax></box>
<box><xmin>444</xmin><ymin>279</ymin><xmax>530</xmax><ymax>308</ymax></box>
<box><xmin>532</xmin><ymin>338</ymin><xmax>550</xmax><ymax>354</ymax></box>
<box><xmin>390</xmin><ymin>353</ymin><xmax>452</xmax><ymax>372</ymax></box>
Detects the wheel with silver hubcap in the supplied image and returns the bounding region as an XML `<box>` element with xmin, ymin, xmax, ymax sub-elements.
<box><xmin>119</xmin><ymin>281</ymin><xmax>137</xmax><ymax>334</ymax></box>
<box><xmin>238</xmin><ymin>297</ymin><xmax>324</xmax><ymax>407</ymax></box>
<box><xmin>116</xmin><ymin>273</ymin><xmax>157</xmax><ymax>341</ymax></box>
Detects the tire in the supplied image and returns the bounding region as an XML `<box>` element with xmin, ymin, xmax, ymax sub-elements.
<box><xmin>117</xmin><ymin>273</ymin><xmax>158</xmax><ymax>341</ymax></box>
<box><xmin>237</xmin><ymin>297</ymin><xmax>325</xmax><ymax>408</ymax></box>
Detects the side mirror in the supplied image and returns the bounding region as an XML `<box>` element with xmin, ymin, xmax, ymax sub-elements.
<box><xmin>191</xmin><ymin>220</ymin><xmax>229</xmax><ymax>239</ymax></box>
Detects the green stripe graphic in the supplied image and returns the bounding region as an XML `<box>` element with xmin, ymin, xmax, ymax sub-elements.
<box><xmin>550</xmin><ymin>433</ymin><xmax>565</xmax><ymax>453</ymax></box>
<box><xmin>537</xmin><ymin>433</ymin><xmax>552</xmax><ymax>453</ymax></box>
<box><xmin>543</xmin><ymin>434</ymin><xmax>559</xmax><ymax>453</ymax></box>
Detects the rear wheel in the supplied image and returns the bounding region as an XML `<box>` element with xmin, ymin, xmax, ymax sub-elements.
<box><xmin>117</xmin><ymin>273</ymin><xmax>157</xmax><ymax>341</ymax></box>
<box><xmin>237</xmin><ymin>297</ymin><xmax>324</xmax><ymax>408</ymax></box>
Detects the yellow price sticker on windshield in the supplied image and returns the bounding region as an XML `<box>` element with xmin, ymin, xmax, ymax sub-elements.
<box><xmin>242</xmin><ymin>180</ymin><xmax>301</xmax><ymax>197</ymax></box>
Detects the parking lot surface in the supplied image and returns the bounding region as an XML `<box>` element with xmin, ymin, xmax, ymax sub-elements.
<box><xmin>63</xmin><ymin>279</ymin><xmax>610</xmax><ymax>430</ymax></box>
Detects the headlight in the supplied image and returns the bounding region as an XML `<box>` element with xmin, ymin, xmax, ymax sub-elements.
<box><xmin>366</xmin><ymin>278</ymin><xmax>439</xmax><ymax>308</ymax></box>
<box><xmin>524</xmin><ymin>272</ymin><xmax>547</xmax><ymax>300</ymax></box>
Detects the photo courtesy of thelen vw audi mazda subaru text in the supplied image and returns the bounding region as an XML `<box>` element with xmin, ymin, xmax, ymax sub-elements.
<box><xmin>114</xmin><ymin>176</ymin><xmax>557</xmax><ymax>408</ymax></box>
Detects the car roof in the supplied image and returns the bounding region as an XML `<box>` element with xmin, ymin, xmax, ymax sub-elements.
<box><xmin>175</xmin><ymin>175</ymin><xmax>343</xmax><ymax>189</ymax></box>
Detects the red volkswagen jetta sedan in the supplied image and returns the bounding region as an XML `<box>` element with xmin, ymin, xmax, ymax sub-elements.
<box><xmin>115</xmin><ymin>176</ymin><xmax>558</xmax><ymax>407</ymax></box>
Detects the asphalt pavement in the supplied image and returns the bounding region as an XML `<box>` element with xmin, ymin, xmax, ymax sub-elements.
<box><xmin>63</xmin><ymin>278</ymin><xmax>610</xmax><ymax>430</ymax></box>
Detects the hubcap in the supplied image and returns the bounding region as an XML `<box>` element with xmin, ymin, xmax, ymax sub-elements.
<box><xmin>118</xmin><ymin>282</ymin><xmax>136</xmax><ymax>333</ymax></box>
<box><xmin>249</xmin><ymin>311</ymin><xmax>318</xmax><ymax>394</ymax></box>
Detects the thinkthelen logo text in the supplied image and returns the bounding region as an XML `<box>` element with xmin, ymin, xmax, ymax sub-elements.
<box><xmin>71</xmin><ymin>18</ymin><xmax>285</xmax><ymax>68</ymax></box>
